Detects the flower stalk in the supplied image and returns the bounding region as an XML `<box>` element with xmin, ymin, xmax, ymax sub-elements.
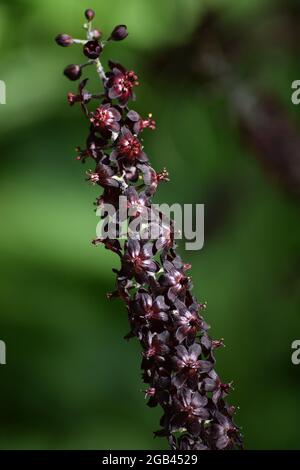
<box><xmin>56</xmin><ymin>8</ymin><xmax>243</xmax><ymax>450</ymax></box>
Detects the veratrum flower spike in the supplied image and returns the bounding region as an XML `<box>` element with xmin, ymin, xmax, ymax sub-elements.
<box><xmin>56</xmin><ymin>9</ymin><xmax>243</xmax><ymax>450</ymax></box>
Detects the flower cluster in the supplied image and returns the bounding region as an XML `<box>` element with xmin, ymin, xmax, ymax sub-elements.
<box><xmin>56</xmin><ymin>9</ymin><xmax>243</xmax><ymax>450</ymax></box>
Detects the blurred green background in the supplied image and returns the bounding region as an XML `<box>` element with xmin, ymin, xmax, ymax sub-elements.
<box><xmin>0</xmin><ymin>0</ymin><xmax>300</xmax><ymax>450</ymax></box>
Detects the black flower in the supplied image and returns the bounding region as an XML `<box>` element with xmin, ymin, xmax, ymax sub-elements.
<box><xmin>134</xmin><ymin>292</ymin><xmax>169</xmax><ymax>323</ymax></box>
<box><xmin>202</xmin><ymin>370</ymin><xmax>232</xmax><ymax>404</ymax></box>
<box><xmin>121</xmin><ymin>239</ymin><xmax>159</xmax><ymax>282</ymax></box>
<box><xmin>127</xmin><ymin>110</ymin><xmax>156</xmax><ymax>134</ymax></box>
<box><xmin>173</xmin><ymin>344</ymin><xmax>212</xmax><ymax>388</ymax></box>
<box><xmin>211</xmin><ymin>412</ymin><xmax>241</xmax><ymax>450</ymax></box>
<box><xmin>111</xmin><ymin>127</ymin><xmax>147</xmax><ymax>162</ymax></box>
<box><xmin>173</xmin><ymin>298</ymin><xmax>208</xmax><ymax>343</ymax></box>
<box><xmin>86</xmin><ymin>161</ymin><xmax>118</xmax><ymax>188</ymax></box>
<box><xmin>90</xmin><ymin>104</ymin><xmax>121</xmax><ymax>133</ymax></box>
<box><xmin>171</xmin><ymin>390</ymin><xmax>209</xmax><ymax>436</ymax></box>
<box><xmin>106</xmin><ymin>62</ymin><xmax>139</xmax><ymax>106</ymax></box>
<box><xmin>143</xmin><ymin>331</ymin><xmax>170</xmax><ymax>360</ymax></box>
<box><xmin>159</xmin><ymin>260</ymin><xmax>192</xmax><ymax>300</ymax></box>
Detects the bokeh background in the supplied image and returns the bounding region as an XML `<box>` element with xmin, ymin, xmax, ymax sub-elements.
<box><xmin>0</xmin><ymin>0</ymin><xmax>300</xmax><ymax>450</ymax></box>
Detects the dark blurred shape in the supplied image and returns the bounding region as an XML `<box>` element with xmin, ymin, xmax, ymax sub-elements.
<box><xmin>151</xmin><ymin>7</ymin><xmax>300</xmax><ymax>197</ymax></box>
<box><xmin>235</xmin><ymin>91</ymin><xmax>300</xmax><ymax>196</ymax></box>
<box><xmin>152</xmin><ymin>10</ymin><xmax>243</xmax><ymax>84</ymax></box>
<box><xmin>267</xmin><ymin>0</ymin><xmax>300</xmax><ymax>51</ymax></box>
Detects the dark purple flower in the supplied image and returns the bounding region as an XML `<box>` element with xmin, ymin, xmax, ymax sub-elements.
<box><xmin>137</xmin><ymin>165</ymin><xmax>169</xmax><ymax>198</ymax></box>
<box><xmin>106</xmin><ymin>63</ymin><xmax>139</xmax><ymax>106</ymax></box>
<box><xmin>171</xmin><ymin>390</ymin><xmax>209</xmax><ymax>435</ymax></box>
<box><xmin>159</xmin><ymin>260</ymin><xmax>192</xmax><ymax>300</ymax></box>
<box><xmin>144</xmin><ymin>379</ymin><xmax>170</xmax><ymax>408</ymax></box>
<box><xmin>111</xmin><ymin>128</ymin><xmax>147</xmax><ymax>162</ymax></box>
<box><xmin>122</xmin><ymin>239</ymin><xmax>159</xmax><ymax>281</ymax></box>
<box><xmin>173</xmin><ymin>344</ymin><xmax>212</xmax><ymax>388</ymax></box>
<box><xmin>133</xmin><ymin>292</ymin><xmax>169</xmax><ymax>323</ymax></box>
<box><xmin>86</xmin><ymin>161</ymin><xmax>118</xmax><ymax>188</ymax></box>
<box><xmin>90</xmin><ymin>104</ymin><xmax>121</xmax><ymax>133</ymax></box>
<box><xmin>211</xmin><ymin>412</ymin><xmax>240</xmax><ymax>450</ymax></box>
<box><xmin>143</xmin><ymin>331</ymin><xmax>170</xmax><ymax>360</ymax></box>
<box><xmin>173</xmin><ymin>298</ymin><xmax>208</xmax><ymax>342</ymax></box>
<box><xmin>125</xmin><ymin>186</ymin><xmax>149</xmax><ymax>218</ymax></box>
<box><xmin>127</xmin><ymin>110</ymin><xmax>156</xmax><ymax>134</ymax></box>
<box><xmin>202</xmin><ymin>370</ymin><xmax>232</xmax><ymax>404</ymax></box>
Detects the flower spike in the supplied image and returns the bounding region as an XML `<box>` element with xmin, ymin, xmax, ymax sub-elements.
<box><xmin>56</xmin><ymin>8</ymin><xmax>243</xmax><ymax>450</ymax></box>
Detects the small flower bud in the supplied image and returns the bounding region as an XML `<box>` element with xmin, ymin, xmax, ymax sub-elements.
<box><xmin>109</xmin><ymin>24</ymin><xmax>128</xmax><ymax>41</ymax></box>
<box><xmin>83</xmin><ymin>40</ymin><xmax>102</xmax><ymax>59</ymax></box>
<box><xmin>85</xmin><ymin>8</ymin><xmax>95</xmax><ymax>21</ymax></box>
<box><xmin>64</xmin><ymin>64</ymin><xmax>82</xmax><ymax>81</ymax></box>
<box><xmin>90</xmin><ymin>28</ymin><xmax>102</xmax><ymax>40</ymax></box>
<box><xmin>67</xmin><ymin>92</ymin><xmax>76</xmax><ymax>105</ymax></box>
<box><xmin>55</xmin><ymin>33</ymin><xmax>73</xmax><ymax>47</ymax></box>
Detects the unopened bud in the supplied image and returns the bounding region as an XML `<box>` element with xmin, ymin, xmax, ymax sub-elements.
<box><xmin>90</xmin><ymin>28</ymin><xmax>102</xmax><ymax>40</ymax></box>
<box><xmin>83</xmin><ymin>40</ymin><xmax>103</xmax><ymax>59</ymax></box>
<box><xmin>55</xmin><ymin>33</ymin><xmax>73</xmax><ymax>47</ymax></box>
<box><xmin>85</xmin><ymin>8</ymin><xmax>95</xmax><ymax>21</ymax></box>
<box><xmin>64</xmin><ymin>64</ymin><xmax>82</xmax><ymax>81</ymax></box>
<box><xmin>109</xmin><ymin>24</ymin><xmax>128</xmax><ymax>41</ymax></box>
